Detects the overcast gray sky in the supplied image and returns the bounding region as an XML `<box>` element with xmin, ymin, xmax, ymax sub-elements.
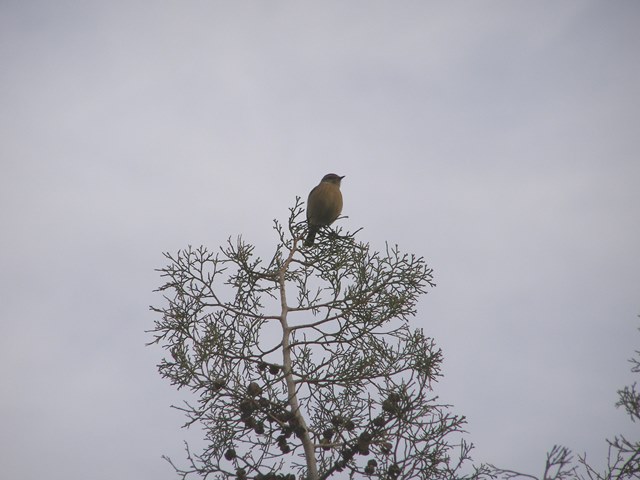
<box><xmin>1</xmin><ymin>1</ymin><xmax>639</xmax><ymax>479</ymax></box>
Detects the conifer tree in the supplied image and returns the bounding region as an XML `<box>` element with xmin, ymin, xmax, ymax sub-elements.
<box><xmin>149</xmin><ymin>199</ymin><xmax>486</xmax><ymax>480</ymax></box>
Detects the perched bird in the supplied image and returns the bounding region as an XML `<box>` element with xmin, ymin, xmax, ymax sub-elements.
<box><xmin>305</xmin><ymin>173</ymin><xmax>345</xmax><ymax>247</ymax></box>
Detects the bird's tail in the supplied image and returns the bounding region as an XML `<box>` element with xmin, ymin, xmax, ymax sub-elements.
<box><xmin>304</xmin><ymin>226</ymin><xmax>319</xmax><ymax>247</ymax></box>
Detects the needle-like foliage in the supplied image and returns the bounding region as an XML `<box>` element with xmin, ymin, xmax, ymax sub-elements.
<box><xmin>149</xmin><ymin>199</ymin><xmax>487</xmax><ymax>480</ymax></box>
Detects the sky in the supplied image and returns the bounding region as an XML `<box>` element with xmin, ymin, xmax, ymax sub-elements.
<box><xmin>1</xmin><ymin>1</ymin><xmax>639</xmax><ymax>479</ymax></box>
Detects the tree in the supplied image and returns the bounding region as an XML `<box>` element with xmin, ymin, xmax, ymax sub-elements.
<box><xmin>488</xmin><ymin>325</ymin><xmax>640</xmax><ymax>480</ymax></box>
<box><xmin>149</xmin><ymin>199</ymin><xmax>486</xmax><ymax>480</ymax></box>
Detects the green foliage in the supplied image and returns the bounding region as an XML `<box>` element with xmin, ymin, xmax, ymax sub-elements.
<box><xmin>149</xmin><ymin>199</ymin><xmax>486</xmax><ymax>480</ymax></box>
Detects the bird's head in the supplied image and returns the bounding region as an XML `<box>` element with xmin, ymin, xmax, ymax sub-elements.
<box><xmin>321</xmin><ymin>173</ymin><xmax>345</xmax><ymax>186</ymax></box>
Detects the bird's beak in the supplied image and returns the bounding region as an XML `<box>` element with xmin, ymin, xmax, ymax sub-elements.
<box><xmin>340</xmin><ymin>175</ymin><xmax>346</xmax><ymax>179</ymax></box>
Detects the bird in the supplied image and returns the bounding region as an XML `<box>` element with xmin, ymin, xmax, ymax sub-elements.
<box><xmin>305</xmin><ymin>173</ymin><xmax>345</xmax><ymax>247</ymax></box>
